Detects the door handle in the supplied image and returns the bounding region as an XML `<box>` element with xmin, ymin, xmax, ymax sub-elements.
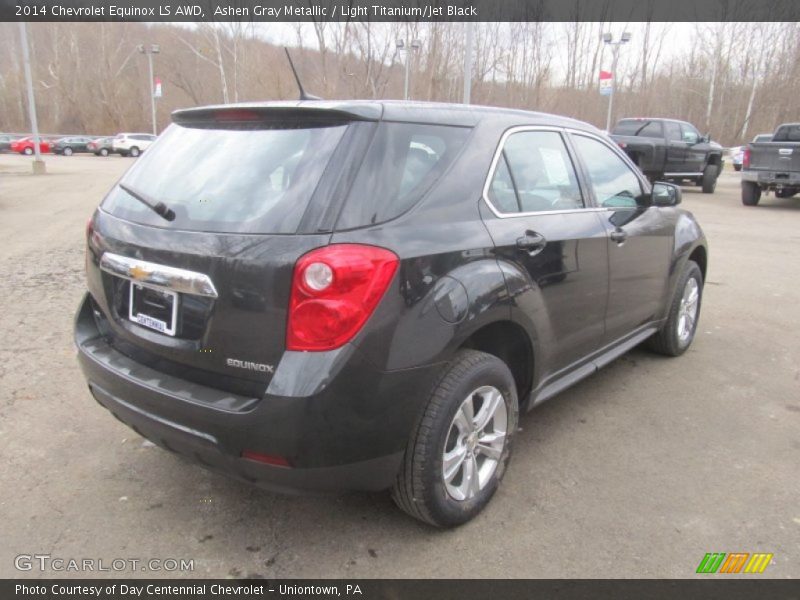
<box><xmin>516</xmin><ymin>231</ymin><xmax>547</xmax><ymax>255</ymax></box>
<box><xmin>610</xmin><ymin>229</ymin><xmax>628</xmax><ymax>244</ymax></box>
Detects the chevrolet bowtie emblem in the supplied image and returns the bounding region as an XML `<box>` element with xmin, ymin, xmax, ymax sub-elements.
<box><xmin>128</xmin><ymin>265</ymin><xmax>151</xmax><ymax>280</ymax></box>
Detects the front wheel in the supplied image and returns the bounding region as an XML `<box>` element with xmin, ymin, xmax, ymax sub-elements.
<box><xmin>646</xmin><ymin>260</ymin><xmax>703</xmax><ymax>357</ymax></box>
<box><xmin>733</xmin><ymin>164</ymin><xmax>742</xmax><ymax>172</ymax></box>
<box><xmin>701</xmin><ymin>164</ymin><xmax>717</xmax><ymax>193</ymax></box>
<box><xmin>63</xmin><ymin>147</ymin><xmax>73</xmax><ymax>156</ymax></box>
<box><xmin>99</xmin><ymin>148</ymin><xmax>109</xmax><ymax>157</ymax></box>
<box><xmin>23</xmin><ymin>147</ymin><xmax>33</xmax><ymax>156</ymax></box>
<box><xmin>129</xmin><ymin>146</ymin><xmax>140</xmax><ymax>157</ymax></box>
<box><xmin>392</xmin><ymin>350</ymin><xmax>518</xmax><ymax>527</ymax></box>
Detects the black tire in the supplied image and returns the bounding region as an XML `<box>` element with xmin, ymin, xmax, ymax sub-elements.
<box><xmin>646</xmin><ymin>260</ymin><xmax>703</xmax><ymax>357</ymax></box>
<box><xmin>733</xmin><ymin>164</ymin><xmax>742</xmax><ymax>172</ymax></box>
<box><xmin>775</xmin><ymin>188</ymin><xmax>796</xmax><ymax>199</ymax></box>
<box><xmin>63</xmin><ymin>147</ymin><xmax>73</xmax><ymax>156</ymax></box>
<box><xmin>23</xmin><ymin>147</ymin><xmax>33</xmax><ymax>156</ymax></box>
<box><xmin>391</xmin><ymin>349</ymin><xmax>519</xmax><ymax>528</ymax></box>
<box><xmin>701</xmin><ymin>164</ymin><xmax>717</xmax><ymax>194</ymax></box>
<box><xmin>741</xmin><ymin>181</ymin><xmax>761</xmax><ymax>206</ymax></box>
<box><xmin>129</xmin><ymin>146</ymin><xmax>140</xmax><ymax>157</ymax></box>
<box><xmin>99</xmin><ymin>148</ymin><xmax>109</xmax><ymax>157</ymax></box>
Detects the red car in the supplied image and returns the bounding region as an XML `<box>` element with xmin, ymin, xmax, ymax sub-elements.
<box><xmin>10</xmin><ymin>136</ymin><xmax>52</xmax><ymax>155</ymax></box>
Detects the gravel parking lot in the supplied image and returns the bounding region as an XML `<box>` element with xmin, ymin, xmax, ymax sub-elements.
<box><xmin>1</xmin><ymin>154</ymin><xmax>798</xmax><ymax>578</ymax></box>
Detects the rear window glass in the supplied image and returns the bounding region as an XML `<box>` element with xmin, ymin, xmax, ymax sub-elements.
<box><xmin>612</xmin><ymin>120</ymin><xmax>663</xmax><ymax>138</ymax></box>
<box><xmin>335</xmin><ymin>122</ymin><xmax>470</xmax><ymax>230</ymax></box>
<box><xmin>772</xmin><ymin>125</ymin><xmax>800</xmax><ymax>142</ymax></box>
<box><xmin>102</xmin><ymin>122</ymin><xmax>347</xmax><ymax>234</ymax></box>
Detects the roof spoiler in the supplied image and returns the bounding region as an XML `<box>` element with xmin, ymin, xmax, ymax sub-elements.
<box><xmin>171</xmin><ymin>104</ymin><xmax>382</xmax><ymax>126</ymax></box>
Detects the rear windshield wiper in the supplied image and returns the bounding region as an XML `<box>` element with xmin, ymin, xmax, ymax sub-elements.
<box><xmin>119</xmin><ymin>182</ymin><xmax>176</xmax><ymax>222</ymax></box>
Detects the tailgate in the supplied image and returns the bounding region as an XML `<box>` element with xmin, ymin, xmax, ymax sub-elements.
<box><xmin>747</xmin><ymin>142</ymin><xmax>800</xmax><ymax>173</ymax></box>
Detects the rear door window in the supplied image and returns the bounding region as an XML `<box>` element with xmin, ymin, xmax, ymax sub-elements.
<box><xmin>334</xmin><ymin>123</ymin><xmax>470</xmax><ymax>230</ymax></box>
<box><xmin>664</xmin><ymin>122</ymin><xmax>682</xmax><ymax>142</ymax></box>
<box><xmin>487</xmin><ymin>130</ymin><xmax>583</xmax><ymax>214</ymax></box>
<box><xmin>613</xmin><ymin>120</ymin><xmax>663</xmax><ymax>138</ymax></box>
<box><xmin>102</xmin><ymin>122</ymin><xmax>348</xmax><ymax>234</ymax></box>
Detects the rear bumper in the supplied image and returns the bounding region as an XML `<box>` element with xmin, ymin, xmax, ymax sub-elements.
<box><xmin>75</xmin><ymin>293</ymin><xmax>441</xmax><ymax>493</ymax></box>
<box><xmin>741</xmin><ymin>170</ymin><xmax>800</xmax><ymax>187</ymax></box>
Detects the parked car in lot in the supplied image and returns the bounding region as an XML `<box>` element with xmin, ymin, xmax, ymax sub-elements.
<box><xmin>52</xmin><ymin>136</ymin><xmax>94</xmax><ymax>155</ymax></box>
<box><xmin>112</xmin><ymin>133</ymin><xmax>157</xmax><ymax>157</ymax></box>
<box><xmin>87</xmin><ymin>137</ymin><xmax>115</xmax><ymax>156</ymax></box>
<box><xmin>610</xmin><ymin>117</ymin><xmax>724</xmax><ymax>193</ymax></box>
<box><xmin>0</xmin><ymin>134</ymin><xmax>24</xmax><ymax>153</ymax></box>
<box><xmin>741</xmin><ymin>122</ymin><xmax>800</xmax><ymax>205</ymax></box>
<box><xmin>731</xmin><ymin>134</ymin><xmax>773</xmax><ymax>171</ymax></box>
<box><xmin>10</xmin><ymin>136</ymin><xmax>52</xmax><ymax>155</ymax></box>
<box><xmin>76</xmin><ymin>101</ymin><xmax>708</xmax><ymax>527</ymax></box>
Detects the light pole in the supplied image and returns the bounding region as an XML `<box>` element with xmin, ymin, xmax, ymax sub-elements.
<box><xmin>602</xmin><ymin>32</ymin><xmax>631</xmax><ymax>132</ymax></box>
<box><xmin>18</xmin><ymin>22</ymin><xmax>45</xmax><ymax>174</ymax></box>
<box><xmin>396</xmin><ymin>38</ymin><xmax>421</xmax><ymax>101</ymax></box>
<box><xmin>138</xmin><ymin>44</ymin><xmax>160</xmax><ymax>135</ymax></box>
<box><xmin>463</xmin><ymin>22</ymin><xmax>474</xmax><ymax>104</ymax></box>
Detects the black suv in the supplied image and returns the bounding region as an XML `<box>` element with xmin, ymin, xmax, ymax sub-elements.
<box><xmin>75</xmin><ymin>101</ymin><xmax>708</xmax><ymax>527</ymax></box>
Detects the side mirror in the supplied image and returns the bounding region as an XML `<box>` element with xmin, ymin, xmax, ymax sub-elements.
<box><xmin>652</xmin><ymin>182</ymin><xmax>681</xmax><ymax>206</ymax></box>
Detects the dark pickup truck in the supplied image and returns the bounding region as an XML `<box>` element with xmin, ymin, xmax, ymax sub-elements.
<box><xmin>611</xmin><ymin>118</ymin><xmax>724</xmax><ymax>193</ymax></box>
<box><xmin>741</xmin><ymin>123</ymin><xmax>800</xmax><ymax>206</ymax></box>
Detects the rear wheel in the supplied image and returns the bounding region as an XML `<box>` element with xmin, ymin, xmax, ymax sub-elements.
<box><xmin>647</xmin><ymin>260</ymin><xmax>703</xmax><ymax>357</ymax></box>
<box><xmin>392</xmin><ymin>350</ymin><xmax>518</xmax><ymax>528</ymax></box>
<box><xmin>23</xmin><ymin>147</ymin><xmax>33</xmax><ymax>156</ymax></box>
<box><xmin>701</xmin><ymin>164</ymin><xmax>717</xmax><ymax>194</ymax></box>
<box><xmin>129</xmin><ymin>146</ymin><xmax>140</xmax><ymax>158</ymax></box>
<box><xmin>99</xmin><ymin>148</ymin><xmax>109</xmax><ymax>157</ymax></box>
<box><xmin>741</xmin><ymin>181</ymin><xmax>761</xmax><ymax>206</ymax></box>
<box><xmin>63</xmin><ymin>147</ymin><xmax>73</xmax><ymax>156</ymax></box>
<box><xmin>733</xmin><ymin>164</ymin><xmax>742</xmax><ymax>172</ymax></box>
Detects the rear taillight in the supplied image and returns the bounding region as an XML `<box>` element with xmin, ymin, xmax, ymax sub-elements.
<box><xmin>743</xmin><ymin>147</ymin><xmax>751</xmax><ymax>169</ymax></box>
<box><xmin>286</xmin><ymin>244</ymin><xmax>399</xmax><ymax>351</ymax></box>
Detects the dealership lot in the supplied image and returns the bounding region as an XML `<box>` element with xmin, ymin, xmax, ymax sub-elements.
<box><xmin>0</xmin><ymin>154</ymin><xmax>798</xmax><ymax>578</ymax></box>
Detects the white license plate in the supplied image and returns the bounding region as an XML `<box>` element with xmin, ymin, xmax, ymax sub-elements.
<box><xmin>129</xmin><ymin>283</ymin><xmax>178</xmax><ymax>336</ymax></box>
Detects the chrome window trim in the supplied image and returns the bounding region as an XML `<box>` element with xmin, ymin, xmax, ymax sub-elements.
<box><xmin>481</xmin><ymin>125</ymin><xmax>630</xmax><ymax>219</ymax></box>
<box><xmin>100</xmin><ymin>252</ymin><xmax>219</xmax><ymax>299</ymax></box>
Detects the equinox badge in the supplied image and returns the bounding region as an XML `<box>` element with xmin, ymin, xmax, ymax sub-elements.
<box><xmin>226</xmin><ymin>358</ymin><xmax>274</xmax><ymax>373</ymax></box>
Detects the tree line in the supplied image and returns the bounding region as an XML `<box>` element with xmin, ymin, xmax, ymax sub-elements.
<box><xmin>1</xmin><ymin>21</ymin><xmax>798</xmax><ymax>146</ymax></box>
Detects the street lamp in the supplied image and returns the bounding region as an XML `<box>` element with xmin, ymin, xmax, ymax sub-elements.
<box><xmin>396</xmin><ymin>38</ymin><xmax>422</xmax><ymax>101</ymax></box>
<box><xmin>601</xmin><ymin>32</ymin><xmax>631</xmax><ymax>132</ymax></box>
<box><xmin>138</xmin><ymin>44</ymin><xmax>160</xmax><ymax>135</ymax></box>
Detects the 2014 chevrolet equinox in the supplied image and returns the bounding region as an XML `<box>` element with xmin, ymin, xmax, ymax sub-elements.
<box><xmin>75</xmin><ymin>101</ymin><xmax>707</xmax><ymax>527</ymax></box>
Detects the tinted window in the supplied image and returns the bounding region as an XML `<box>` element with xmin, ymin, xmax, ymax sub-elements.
<box><xmin>664</xmin><ymin>122</ymin><xmax>682</xmax><ymax>141</ymax></box>
<box><xmin>572</xmin><ymin>135</ymin><xmax>644</xmax><ymax>209</ymax></box>
<box><xmin>335</xmin><ymin>123</ymin><xmax>470</xmax><ymax>229</ymax></box>
<box><xmin>612</xmin><ymin>120</ymin><xmax>663</xmax><ymax>138</ymax></box>
<box><xmin>772</xmin><ymin>125</ymin><xmax>800</xmax><ymax>142</ymax></box>
<box><xmin>103</xmin><ymin>122</ymin><xmax>348</xmax><ymax>234</ymax></box>
<box><xmin>489</xmin><ymin>130</ymin><xmax>583</xmax><ymax>214</ymax></box>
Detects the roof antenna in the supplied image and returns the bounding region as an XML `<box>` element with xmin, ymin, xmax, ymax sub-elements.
<box><xmin>284</xmin><ymin>47</ymin><xmax>321</xmax><ymax>101</ymax></box>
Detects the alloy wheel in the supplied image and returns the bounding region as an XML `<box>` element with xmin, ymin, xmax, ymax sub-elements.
<box><xmin>442</xmin><ymin>385</ymin><xmax>508</xmax><ymax>501</ymax></box>
<box><xmin>677</xmin><ymin>277</ymin><xmax>699</xmax><ymax>344</ymax></box>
